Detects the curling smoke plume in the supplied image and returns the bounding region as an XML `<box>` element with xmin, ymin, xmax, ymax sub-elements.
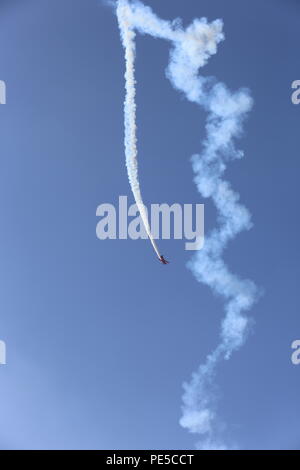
<box><xmin>116</xmin><ymin>0</ymin><xmax>259</xmax><ymax>449</ymax></box>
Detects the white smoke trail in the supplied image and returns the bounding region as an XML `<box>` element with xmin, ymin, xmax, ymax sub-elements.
<box><xmin>117</xmin><ymin>0</ymin><xmax>161</xmax><ymax>258</ymax></box>
<box><xmin>116</xmin><ymin>0</ymin><xmax>259</xmax><ymax>449</ymax></box>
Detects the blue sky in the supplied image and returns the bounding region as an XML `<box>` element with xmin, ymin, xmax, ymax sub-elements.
<box><xmin>0</xmin><ymin>0</ymin><xmax>299</xmax><ymax>449</ymax></box>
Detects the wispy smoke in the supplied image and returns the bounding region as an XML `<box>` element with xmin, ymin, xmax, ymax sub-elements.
<box><xmin>116</xmin><ymin>0</ymin><xmax>259</xmax><ymax>449</ymax></box>
<box><xmin>117</xmin><ymin>0</ymin><xmax>161</xmax><ymax>258</ymax></box>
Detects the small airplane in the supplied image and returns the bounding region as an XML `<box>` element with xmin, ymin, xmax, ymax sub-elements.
<box><xmin>158</xmin><ymin>255</ymin><xmax>169</xmax><ymax>265</ymax></box>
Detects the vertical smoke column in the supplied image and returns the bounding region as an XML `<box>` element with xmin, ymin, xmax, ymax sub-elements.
<box><xmin>117</xmin><ymin>0</ymin><xmax>161</xmax><ymax>258</ymax></box>
<box><xmin>115</xmin><ymin>0</ymin><xmax>259</xmax><ymax>450</ymax></box>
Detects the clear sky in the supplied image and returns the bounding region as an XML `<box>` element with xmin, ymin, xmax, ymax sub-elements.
<box><xmin>0</xmin><ymin>0</ymin><xmax>299</xmax><ymax>450</ymax></box>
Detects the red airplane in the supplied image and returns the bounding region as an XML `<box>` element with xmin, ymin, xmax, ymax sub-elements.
<box><xmin>159</xmin><ymin>255</ymin><xmax>169</xmax><ymax>265</ymax></box>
